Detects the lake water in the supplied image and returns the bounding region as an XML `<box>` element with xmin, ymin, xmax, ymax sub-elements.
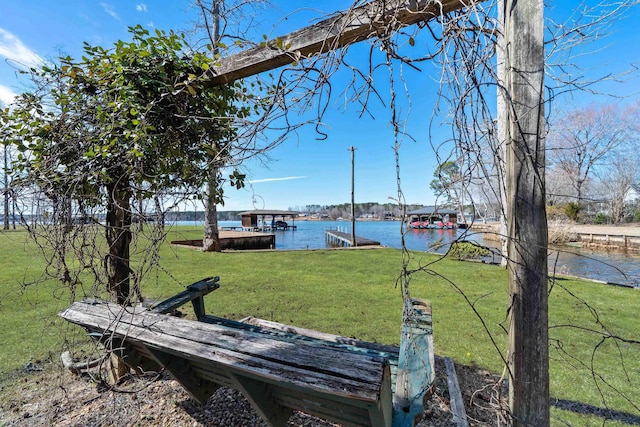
<box><xmin>187</xmin><ymin>220</ymin><xmax>640</xmax><ymax>287</ymax></box>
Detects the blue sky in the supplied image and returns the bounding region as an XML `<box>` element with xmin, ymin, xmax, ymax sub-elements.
<box><xmin>1</xmin><ymin>1</ymin><xmax>639</xmax><ymax>211</ymax></box>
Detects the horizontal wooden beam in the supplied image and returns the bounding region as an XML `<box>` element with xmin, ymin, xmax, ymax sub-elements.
<box><xmin>203</xmin><ymin>0</ymin><xmax>478</xmax><ymax>86</ymax></box>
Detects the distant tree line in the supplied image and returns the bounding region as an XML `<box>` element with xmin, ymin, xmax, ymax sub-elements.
<box><xmin>165</xmin><ymin>210</ymin><xmax>243</xmax><ymax>222</ymax></box>
<box><xmin>287</xmin><ymin>203</ymin><xmax>423</xmax><ymax>220</ymax></box>
<box><xmin>165</xmin><ymin>203</ymin><xmax>425</xmax><ymax>223</ymax></box>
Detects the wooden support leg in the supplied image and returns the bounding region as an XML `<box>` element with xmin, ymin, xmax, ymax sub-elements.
<box><xmin>392</xmin><ymin>298</ymin><xmax>434</xmax><ymax>427</ymax></box>
<box><xmin>147</xmin><ymin>348</ymin><xmax>219</xmax><ymax>404</ymax></box>
<box><xmin>369</xmin><ymin>364</ymin><xmax>393</xmax><ymax>427</ymax></box>
<box><xmin>229</xmin><ymin>373</ymin><xmax>293</xmax><ymax>427</ymax></box>
<box><xmin>120</xmin><ymin>342</ymin><xmax>162</xmax><ymax>372</ymax></box>
<box><xmin>106</xmin><ymin>352</ymin><xmax>129</xmax><ymax>385</ymax></box>
<box><xmin>191</xmin><ymin>296</ymin><xmax>206</xmax><ymax>319</ymax></box>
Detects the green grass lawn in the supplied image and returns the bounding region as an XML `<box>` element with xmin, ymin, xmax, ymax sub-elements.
<box><xmin>1</xmin><ymin>226</ymin><xmax>639</xmax><ymax>425</ymax></box>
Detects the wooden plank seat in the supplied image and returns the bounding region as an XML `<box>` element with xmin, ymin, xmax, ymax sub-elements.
<box><xmin>59</xmin><ymin>278</ymin><xmax>434</xmax><ymax>427</ymax></box>
<box><xmin>205</xmin><ymin>315</ymin><xmax>402</xmax><ymax>394</ymax></box>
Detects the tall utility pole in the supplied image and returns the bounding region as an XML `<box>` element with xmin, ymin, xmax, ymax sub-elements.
<box><xmin>348</xmin><ymin>146</ymin><xmax>357</xmax><ymax>247</ymax></box>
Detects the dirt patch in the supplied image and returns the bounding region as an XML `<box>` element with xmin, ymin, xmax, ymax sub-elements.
<box><xmin>0</xmin><ymin>356</ymin><xmax>506</xmax><ymax>426</ymax></box>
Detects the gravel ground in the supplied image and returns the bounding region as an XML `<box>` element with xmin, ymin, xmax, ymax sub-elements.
<box><xmin>0</xmin><ymin>356</ymin><xmax>506</xmax><ymax>426</ymax></box>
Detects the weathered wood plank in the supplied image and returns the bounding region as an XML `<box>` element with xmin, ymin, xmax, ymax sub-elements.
<box><xmin>203</xmin><ymin>0</ymin><xmax>479</xmax><ymax>86</ymax></box>
<box><xmin>156</xmin><ymin>335</ymin><xmax>386</xmax><ymax>427</ymax></box>
<box><xmin>370</xmin><ymin>365</ymin><xmax>393</xmax><ymax>427</ymax></box>
<box><xmin>235</xmin><ymin>316</ymin><xmax>401</xmax><ymax>398</ymax></box>
<box><xmin>270</xmin><ymin>385</ymin><xmax>370</xmax><ymax>426</ymax></box>
<box><xmin>503</xmin><ymin>0</ymin><xmax>549</xmax><ymax>424</ymax></box>
<box><xmin>444</xmin><ymin>357</ymin><xmax>469</xmax><ymax>427</ymax></box>
<box><xmin>392</xmin><ymin>298</ymin><xmax>434</xmax><ymax>427</ymax></box>
<box><xmin>60</xmin><ymin>301</ymin><xmax>386</xmax><ymax>402</ymax></box>
<box><xmin>266</xmin><ymin>371</ymin><xmax>393</xmax><ymax>427</ymax></box>
<box><xmin>120</xmin><ymin>342</ymin><xmax>162</xmax><ymax>372</ymax></box>
<box><xmin>236</xmin><ymin>316</ymin><xmax>399</xmax><ymax>358</ymax></box>
<box><xmin>188</xmin><ymin>360</ymin><xmax>244</xmax><ymax>388</ymax></box>
<box><xmin>70</xmin><ymin>302</ymin><xmax>385</xmax><ymax>385</ymax></box>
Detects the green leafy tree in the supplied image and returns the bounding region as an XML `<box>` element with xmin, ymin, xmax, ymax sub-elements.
<box><xmin>6</xmin><ymin>26</ymin><xmax>258</xmax><ymax>304</ymax></box>
<box><xmin>429</xmin><ymin>160</ymin><xmax>461</xmax><ymax>205</ymax></box>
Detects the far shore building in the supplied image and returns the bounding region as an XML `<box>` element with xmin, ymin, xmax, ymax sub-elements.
<box><xmin>406</xmin><ymin>206</ymin><xmax>459</xmax><ymax>229</ymax></box>
<box><xmin>624</xmin><ymin>184</ymin><xmax>640</xmax><ymax>205</ymax></box>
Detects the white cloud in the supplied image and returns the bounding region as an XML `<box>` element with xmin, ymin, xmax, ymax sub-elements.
<box><xmin>248</xmin><ymin>176</ymin><xmax>306</xmax><ymax>184</ymax></box>
<box><xmin>136</xmin><ymin>4</ymin><xmax>147</xmax><ymax>12</ymax></box>
<box><xmin>0</xmin><ymin>28</ymin><xmax>43</xmax><ymax>68</ymax></box>
<box><xmin>0</xmin><ymin>84</ymin><xmax>18</xmax><ymax>106</ymax></box>
<box><xmin>100</xmin><ymin>2</ymin><xmax>120</xmax><ymax>21</ymax></box>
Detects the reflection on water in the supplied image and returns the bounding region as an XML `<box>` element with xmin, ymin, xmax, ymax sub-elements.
<box><xmin>207</xmin><ymin>220</ymin><xmax>639</xmax><ymax>287</ymax></box>
<box><xmin>547</xmin><ymin>246</ymin><xmax>640</xmax><ymax>287</ymax></box>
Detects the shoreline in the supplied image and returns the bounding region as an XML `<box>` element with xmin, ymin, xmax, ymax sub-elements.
<box><xmin>470</xmin><ymin>222</ymin><xmax>640</xmax><ymax>252</ymax></box>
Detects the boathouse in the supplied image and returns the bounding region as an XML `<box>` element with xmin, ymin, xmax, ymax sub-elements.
<box><xmin>240</xmin><ymin>209</ymin><xmax>299</xmax><ymax>231</ymax></box>
<box><xmin>406</xmin><ymin>206</ymin><xmax>459</xmax><ymax>229</ymax></box>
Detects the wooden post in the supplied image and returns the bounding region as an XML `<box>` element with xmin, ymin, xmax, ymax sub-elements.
<box><xmin>503</xmin><ymin>0</ymin><xmax>549</xmax><ymax>425</ymax></box>
<box><xmin>349</xmin><ymin>146</ymin><xmax>357</xmax><ymax>247</ymax></box>
<box><xmin>105</xmin><ymin>171</ymin><xmax>132</xmax><ymax>305</ymax></box>
<box><xmin>3</xmin><ymin>136</ymin><xmax>8</xmax><ymax>231</ymax></box>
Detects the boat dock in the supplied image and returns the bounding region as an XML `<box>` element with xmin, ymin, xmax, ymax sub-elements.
<box><xmin>221</xmin><ymin>224</ymin><xmax>297</xmax><ymax>232</ymax></box>
<box><xmin>172</xmin><ymin>230</ymin><xmax>275</xmax><ymax>250</ymax></box>
<box><xmin>325</xmin><ymin>228</ymin><xmax>381</xmax><ymax>247</ymax></box>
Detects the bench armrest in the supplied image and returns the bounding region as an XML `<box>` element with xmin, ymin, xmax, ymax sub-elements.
<box><xmin>149</xmin><ymin>277</ymin><xmax>219</xmax><ymax>319</ymax></box>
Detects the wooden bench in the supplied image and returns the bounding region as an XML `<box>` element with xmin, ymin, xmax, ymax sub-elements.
<box><xmin>60</xmin><ymin>277</ymin><xmax>434</xmax><ymax>427</ymax></box>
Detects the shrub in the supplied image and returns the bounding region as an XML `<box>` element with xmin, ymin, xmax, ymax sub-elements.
<box><xmin>546</xmin><ymin>204</ymin><xmax>567</xmax><ymax>220</ymax></box>
<box><xmin>448</xmin><ymin>241</ymin><xmax>490</xmax><ymax>261</ymax></box>
<box><xmin>594</xmin><ymin>212</ymin><xmax>609</xmax><ymax>224</ymax></box>
<box><xmin>564</xmin><ymin>202</ymin><xmax>582</xmax><ymax>222</ymax></box>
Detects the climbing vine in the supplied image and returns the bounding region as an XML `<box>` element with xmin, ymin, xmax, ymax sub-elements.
<box><xmin>4</xmin><ymin>25</ymin><xmax>268</xmax><ymax>304</ymax></box>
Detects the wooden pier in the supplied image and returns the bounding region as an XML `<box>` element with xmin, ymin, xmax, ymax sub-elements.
<box><xmin>221</xmin><ymin>225</ymin><xmax>297</xmax><ymax>232</ymax></box>
<box><xmin>172</xmin><ymin>230</ymin><xmax>275</xmax><ymax>250</ymax></box>
<box><xmin>325</xmin><ymin>228</ymin><xmax>381</xmax><ymax>247</ymax></box>
<box><xmin>577</xmin><ymin>232</ymin><xmax>640</xmax><ymax>252</ymax></box>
